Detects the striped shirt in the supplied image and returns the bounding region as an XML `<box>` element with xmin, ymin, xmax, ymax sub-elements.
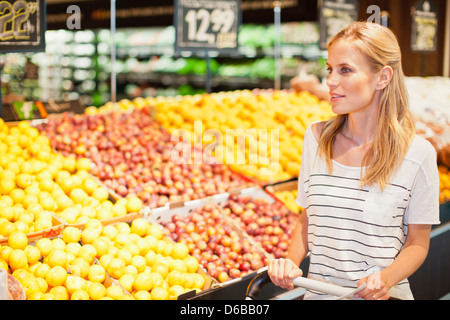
<box><xmin>296</xmin><ymin>124</ymin><xmax>440</xmax><ymax>300</ymax></box>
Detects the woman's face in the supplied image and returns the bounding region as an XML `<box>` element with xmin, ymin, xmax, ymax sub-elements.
<box><xmin>326</xmin><ymin>40</ymin><xmax>381</xmax><ymax>116</ymax></box>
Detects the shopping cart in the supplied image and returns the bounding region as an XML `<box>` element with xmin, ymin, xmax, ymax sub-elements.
<box><xmin>245</xmin><ymin>268</ymin><xmax>367</xmax><ymax>300</ymax></box>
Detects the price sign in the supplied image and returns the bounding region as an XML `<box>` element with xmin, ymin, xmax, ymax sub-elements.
<box><xmin>174</xmin><ymin>0</ymin><xmax>241</xmax><ymax>53</ymax></box>
<box><xmin>319</xmin><ymin>0</ymin><xmax>359</xmax><ymax>50</ymax></box>
<box><xmin>411</xmin><ymin>0</ymin><xmax>439</xmax><ymax>52</ymax></box>
<box><xmin>0</xmin><ymin>0</ymin><xmax>46</xmax><ymax>52</ymax></box>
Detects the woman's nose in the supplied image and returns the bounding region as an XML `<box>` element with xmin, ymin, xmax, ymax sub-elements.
<box><xmin>327</xmin><ymin>73</ymin><xmax>338</xmax><ymax>89</ymax></box>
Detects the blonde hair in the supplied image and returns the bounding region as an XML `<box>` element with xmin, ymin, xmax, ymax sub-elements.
<box><xmin>318</xmin><ymin>22</ymin><xmax>415</xmax><ymax>190</ymax></box>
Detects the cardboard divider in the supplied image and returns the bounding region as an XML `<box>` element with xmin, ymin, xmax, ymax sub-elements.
<box><xmin>0</xmin><ymin>213</ymin><xmax>65</xmax><ymax>246</ymax></box>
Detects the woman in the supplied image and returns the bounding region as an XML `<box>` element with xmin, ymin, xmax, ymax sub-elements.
<box><xmin>268</xmin><ymin>22</ymin><xmax>440</xmax><ymax>300</ymax></box>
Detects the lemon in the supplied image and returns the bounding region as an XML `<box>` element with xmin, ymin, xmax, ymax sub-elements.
<box><xmin>102</xmin><ymin>225</ymin><xmax>118</xmax><ymax>241</ymax></box>
<box><xmin>111</xmin><ymin>203</ymin><xmax>127</xmax><ymax>217</ymax></box>
<box><xmin>92</xmin><ymin>237</ymin><xmax>110</xmax><ymax>257</ymax></box>
<box><xmin>171</xmin><ymin>243</ymin><xmax>189</xmax><ymax>260</ymax></box>
<box><xmin>144</xmin><ymin>250</ymin><xmax>157</xmax><ymax>267</ymax></box>
<box><xmin>0</xmin><ymin>206</ymin><xmax>15</xmax><ymax>221</ymax></box>
<box><xmin>70</xmin><ymin>188</ymin><xmax>88</xmax><ymax>204</ymax></box>
<box><xmin>50</xmin><ymin>285</ymin><xmax>69</xmax><ymax>300</ymax></box>
<box><xmin>106</xmin><ymin>284</ymin><xmax>124</xmax><ymax>300</ymax></box>
<box><xmin>62</xmin><ymin>157</ymin><xmax>77</xmax><ymax>173</ymax></box>
<box><xmin>0</xmin><ymin>258</ymin><xmax>9</xmax><ymax>272</ymax></box>
<box><xmin>118</xmin><ymin>274</ymin><xmax>135</xmax><ymax>292</ymax></box>
<box><xmin>9</xmin><ymin>188</ymin><xmax>25</xmax><ymax>204</ymax></box>
<box><xmin>62</xmin><ymin>226</ymin><xmax>82</xmax><ymax>243</ymax></box>
<box><xmin>130</xmin><ymin>218</ymin><xmax>149</xmax><ymax>237</ymax></box>
<box><xmin>35</xmin><ymin>237</ymin><xmax>53</xmax><ymax>256</ymax></box>
<box><xmin>51</xmin><ymin>238</ymin><xmax>66</xmax><ymax>251</ymax></box>
<box><xmin>33</xmin><ymin>263</ymin><xmax>50</xmax><ymax>278</ymax></box>
<box><xmin>133</xmin><ymin>272</ymin><xmax>153</xmax><ymax>291</ymax></box>
<box><xmin>130</xmin><ymin>255</ymin><xmax>146</xmax><ymax>273</ymax></box>
<box><xmin>98</xmin><ymin>254</ymin><xmax>113</xmax><ymax>269</ymax></box>
<box><xmin>148</xmin><ymin>224</ymin><xmax>163</xmax><ymax>240</ymax></box>
<box><xmin>184</xmin><ymin>256</ymin><xmax>199</xmax><ymax>273</ymax></box>
<box><xmin>46</xmin><ymin>249</ymin><xmax>67</xmax><ymax>268</ymax></box>
<box><xmin>168</xmin><ymin>285</ymin><xmax>185</xmax><ymax>300</ymax></box>
<box><xmin>151</xmin><ymin>286</ymin><xmax>169</xmax><ymax>300</ymax></box>
<box><xmin>133</xmin><ymin>290</ymin><xmax>151</xmax><ymax>300</ymax></box>
<box><xmin>167</xmin><ymin>270</ymin><xmax>184</xmax><ymax>287</ymax></box>
<box><xmin>87</xmin><ymin>264</ymin><xmax>106</xmax><ymax>283</ymax></box>
<box><xmin>46</xmin><ymin>266</ymin><xmax>67</xmax><ymax>290</ymax></box>
<box><xmin>65</xmin><ymin>242</ymin><xmax>82</xmax><ymax>256</ymax></box>
<box><xmin>87</xmin><ymin>282</ymin><xmax>106</xmax><ymax>300</ymax></box>
<box><xmin>77</xmin><ymin>244</ymin><xmax>97</xmax><ymax>264</ymax></box>
<box><xmin>71</xmin><ymin>289</ymin><xmax>90</xmax><ymax>300</ymax></box>
<box><xmin>28</xmin><ymin>291</ymin><xmax>44</xmax><ymax>300</ymax></box>
<box><xmin>0</xmin><ymin>220</ymin><xmax>16</xmax><ymax>237</ymax></box>
<box><xmin>24</xmin><ymin>246</ymin><xmax>41</xmax><ymax>265</ymax></box>
<box><xmin>9</xmin><ymin>249</ymin><xmax>28</xmax><ymax>271</ymax></box>
<box><xmin>8</xmin><ymin>231</ymin><xmax>28</xmax><ymax>250</ymax></box>
<box><xmin>192</xmin><ymin>273</ymin><xmax>206</xmax><ymax>290</ymax></box>
<box><xmin>152</xmin><ymin>263</ymin><xmax>169</xmax><ymax>279</ymax></box>
<box><xmin>0</xmin><ymin>178</ymin><xmax>16</xmax><ymax>194</ymax></box>
<box><xmin>65</xmin><ymin>274</ymin><xmax>88</xmax><ymax>294</ymax></box>
<box><xmin>81</xmin><ymin>227</ymin><xmax>101</xmax><ymax>245</ymax></box>
<box><xmin>83</xmin><ymin>178</ymin><xmax>99</xmax><ymax>195</ymax></box>
<box><xmin>41</xmin><ymin>293</ymin><xmax>56</xmax><ymax>300</ymax></box>
<box><xmin>92</xmin><ymin>187</ymin><xmax>109</xmax><ymax>202</ymax></box>
<box><xmin>126</xmin><ymin>196</ymin><xmax>142</xmax><ymax>213</ymax></box>
<box><xmin>76</xmin><ymin>158</ymin><xmax>91</xmax><ymax>172</ymax></box>
<box><xmin>56</xmin><ymin>195</ymin><xmax>74</xmax><ymax>211</ymax></box>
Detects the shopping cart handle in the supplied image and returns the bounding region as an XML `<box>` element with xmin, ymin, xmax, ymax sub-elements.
<box><xmin>245</xmin><ymin>269</ymin><xmax>273</xmax><ymax>300</ymax></box>
<box><xmin>245</xmin><ymin>269</ymin><xmax>360</xmax><ymax>300</ymax></box>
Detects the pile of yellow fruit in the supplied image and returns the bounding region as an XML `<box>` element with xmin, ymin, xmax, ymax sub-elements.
<box><xmin>0</xmin><ymin>218</ymin><xmax>205</xmax><ymax>300</ymax></box>
<box><xmin>439</xmin><ymin>165</ymin><xmax>450</xmax><ymax>204</ymax></box>
<box><xmin>0</xmin><ymin>119</ymin><xmax>141</xmax><ymax>237</ymax></box>
<box><xmin>274</xmin><ymin>189</ymin><xmax>302</xmax><ymax>214</ymax></box>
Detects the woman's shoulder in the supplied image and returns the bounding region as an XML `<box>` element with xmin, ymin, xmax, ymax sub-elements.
<box><xmin>405</xmin><ymin>135</ymin><xmax>437</xmax><ymax>165</ymax></box>
<box><xmin>309</xmin><ymin>121</ymin><xmax>327</xmax><ymax>143</ymax></box>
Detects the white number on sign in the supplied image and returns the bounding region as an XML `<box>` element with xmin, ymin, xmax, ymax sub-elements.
<box><xmin>185</xmin><ymin>8</ymin><xmax>235</xmax><ymax>44</ymax></box>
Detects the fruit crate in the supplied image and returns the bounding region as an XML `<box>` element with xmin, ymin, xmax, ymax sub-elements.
<box><xmin>90</xmin><ymin>216</ymin><xmax>215</xmax><ymax>296</ymax></box>
<box><xmin>0</xmin><ymin>213</ymin><xmax>65</xmax><ymax>246</ymax></box>
<box><xmin>146</xmin><ymin>186</ymin><xmax>298</xmax><ymax>299</ymax></box>
<box><xmin>263</xmin><ymin>178</ymin><xmax>304</xmax><ymax>214</ymax></box>
<box><xmin>29</xmin><ymin>235</ymin><xmax>132</xmax><ymax>300</ymax></box>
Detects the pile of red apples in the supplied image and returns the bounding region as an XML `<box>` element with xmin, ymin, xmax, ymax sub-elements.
<box><xmin>224</xmin><ymin>194</ymin><xmax>299</xmax><ymax>259</ymax></box>
<box><xmin>160</xmin><ymin>204</ymin><xmax>269</xmax><ymax>282</ymax></box>
<box><xmin>36</xmin><ymin>109</ymin><xmax>255</xmax><ymax>208</ymax></box>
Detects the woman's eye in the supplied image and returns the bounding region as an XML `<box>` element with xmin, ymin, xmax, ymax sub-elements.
<box><xmin>341</xmin><ymin>67</ymin><xmax>351</xmax><ymax>73</ymax></box>
<box><xmin>327</xmin><ymin>67</ymin><xmax>332</xmax><ymax>74</ymax></box>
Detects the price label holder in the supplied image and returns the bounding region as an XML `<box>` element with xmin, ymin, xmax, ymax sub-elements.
<box><xmin>411</xmin><ymin>0</ymin><xmax>439</xmax><ymax>76</ymax></box>
<box><xmin>318</xmin><ymin>0</ymin><xmax>359</xmax><ymax>50</ymax></box>
<box><xmin>0</xmin><ymin>0</ymin><xmax>46</xmax><ymax>117</ymax></box>
<box><xmin>174</xmin><ymin>0</ymin><xmax>241</xmax><ymax>93</ymax></box>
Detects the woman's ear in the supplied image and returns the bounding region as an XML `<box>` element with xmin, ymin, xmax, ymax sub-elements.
<box><xmin>376</xmin><ymin>65</ymin><xmax>394</xmax><ymax>90</ymax></box>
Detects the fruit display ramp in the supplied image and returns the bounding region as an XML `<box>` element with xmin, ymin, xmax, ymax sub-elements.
<box><xmin>147</xmin><ymin>186</ymin><xmax>300</xmax><ymax>299</ymax></box>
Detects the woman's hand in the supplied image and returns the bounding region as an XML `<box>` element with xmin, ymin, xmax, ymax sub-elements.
<box><xmin>355</xmin><ymin>271</ymin><xmax>390</xmax><ymax>300</ymax></box>
<box><xmin>268</xmin><ymin>258</ymin><xmax>303</xmax><ymax>291</ymax></box>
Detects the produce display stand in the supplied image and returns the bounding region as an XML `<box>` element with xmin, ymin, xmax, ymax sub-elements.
<box><xmin>146</xmin><ymin>186</ymin><xmax>299</xmax><ymax>299</ymax></box>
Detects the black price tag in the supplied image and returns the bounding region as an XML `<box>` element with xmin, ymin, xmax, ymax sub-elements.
<box><xmin>319</xmin><ymin>0</ymin><xmax>359</xmax><ymax>50</ymax></box>
<box><xmin>411</xmin><ymin>0</ymin><xmax>439</xmax><ymax>52</ymax></box>
<box><xmin>174</xmin><ymin>0</ymin><xmax>241</xmax><ymax>53</ymax></box>
<box><xmin>0</xmin><ymin>0</ymin><xmax>46</xmax><ymax>53</ymax></box>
